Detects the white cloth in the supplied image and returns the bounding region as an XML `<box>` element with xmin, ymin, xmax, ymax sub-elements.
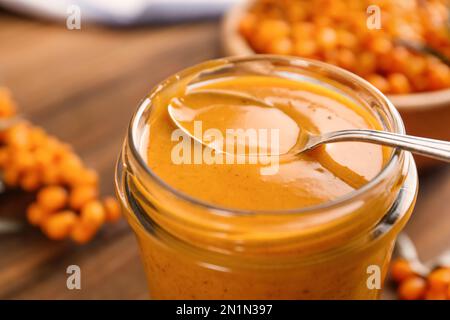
<box><xmin>0</xmin><ymin>0</ymin><xmax>241</xmax><ymax>25</ymax></box>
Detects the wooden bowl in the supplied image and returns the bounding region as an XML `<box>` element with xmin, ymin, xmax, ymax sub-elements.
<box><xmin>221</xmin><ymin>1</ymin><xmax>450</xmax><ymax>169</ymax></box>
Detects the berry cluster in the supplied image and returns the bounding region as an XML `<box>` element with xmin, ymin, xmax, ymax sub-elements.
<box><xmin>0</xmin><ymin>87</ymin><xmax>121</xmax><ymax>243</ymax></box>
<box><xmin>391</xmin><ymin>258</ymin><xmax>450</xmax><ymax>300</ymax></box>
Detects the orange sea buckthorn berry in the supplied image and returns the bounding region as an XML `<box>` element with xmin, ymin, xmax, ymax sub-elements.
<box><xmin>20</xmin><ymin>170</ymin><xmax>41</xmax><ymax>192</ymax></box>
<box><xmin>28</xmin><ymin>126</ymin><xmax>47</xmax><ymax>148</ymax></box>
<box><xmin>37</xmin><ymin>185</ymin><xmax>68</xmax><ymax>212</ymax></box>
<box><xmin>59</xmin><ymin>156</ymin><xmax>85</xmax><ymax>186</ymax></box>
<box><xmin>239</xmin><ymin>13</ymin><xmax>257</xmax><ymax>39</ymax></box>
<box><xmin>336</xmin><ymin>49</ymin><xmax>356</xmax><ymax>71</ymax></box>
<box><xmin>286</xmin><ymin>3</ymin><xmax>306</xmax><ymax>22</ymax></box>
<box><xmin>313</xmin><ymin>16</ymin><xmax>331</xmax><ymax>28</ymax></box>
<box><xmin>366</xmin><ymin>74</ymin><xmax>390</xmax><ymax>93</ymax></box>
<box><xmin>45</xmin><ymin>136</ymin><xmax>61</xmax><ymax>152</ymax></box>
<box><xmin>64</xmin><ymin>167</ymin><xmax>99</xmax><ymax>187</ymax></box>
<box><xmin>390</xmin><ymin>259</ymin><xmax>416</xmax><ymax>283</ymax></box>
<box><xmin>103</xmin><ymin>196</ymin><xmax>121</xmax><ymax>222</ymax></box>
<box><xmin>61</xmin><ymin>152</ymin><xmax>83</xmax><ymax>168</ymax></box>
<box><xmin>398</xmin><ymin>276</ymin><xmax>427</xmax><ymax>300</ymax></box>
<box><xmin>52</xmin><ymin>142</ymin><xmax>72</xmax><ymax>161</ymax></box>
<box><xmin>411</xmin><ymin>76</ymin><xmax>428</xmax><ymax>93</ymax></box>
<box><xmin>267</xmin><ymin>37</ymin><xmax>293</xmax><ymax>55</ymax></box>
<box><xmin>368</xmin><ymin>36</ymin><xmax>393</xmax><ymax>55</ymax></box>
<box><xmin>3</xmin><ymin>165</ymin><xmax>20</xmax><ymax>187</ymax></box>
<box><xmin>336</xmin><ymin>29</ymin><xmax>358</xmax><ymax>49</ymax></box>
<box><xmin>69</xmin><ymin>185</ymin><xmax>98</xmax><ymax>210</ymax></box>
<box><xmin>252</xmin><ymin>19</ymin><xmax>290</xmax><ymax>52</ymax></box>
<box><xmin>41</xmin><ymin>166</ymin><xmax>61</xmax><ymax>186</ymax></box>
<box><xmin>26</xmin><ymin>203</ymin><xmax>49</xmax><ymax>226</ymax></box>
<box><xmin>317</xmin><ymin>27</ymin><xmax>337</xmax><ymax>50</ymax></box>
<box><xmin>14</xmin><ymin>149</ymin><xmax>35</xmax><ymax>171</ymax></box>
<box><xmin>428</xmin><ymin>268</ymin><xmax>450</xmax><ymax>291</ymax></box>
<box><xmin>41</xmin><ymin>210</ymin><xmax>77</xmax><ymax>240</ymax></box>
<box><xmin>357</xmin><ymin>52</ymin><xmax>377</xmax><ymax>76</ymax></box>
<box><xmin>5</xmin><ymin>123</ymin><xmax>29</xmax><ymax>149</ymax></box>
<box><xmin>81</xmin><ymin>200</ymin><xmax>106</xmax><ymax>228</ymax></box>
<box><xmin>405</xmin><ymin>55</ymin><xmax>427</xmax><ymax>78</ymax></box>
<box><xmin>260</xmin><ymin>19</ymin><xmax>290</xmax><ymax>40</ymax></box>
<box><xmin>291</xmin><ymin>22</ymin><xmax>314</xmax><ymax>40</ymax></box>
<box><xmin>33</xmin><ymin>148</ymin><xmax>53</xmax><ymax>169</ymax></box>
<box><xmin>78</xmin><ymin>168</ymin><xmax>99</xmax><ymax>186</ymax></box>
<box><xmin>377</xmin><ymin>53</ymin><xmax>395</xmax><ymax>74</ymax></box>
<box><xmin>388</xmin><ymin>73</ymin><xmax>411</xmax><ymax>94</ymax></box>
<box><xmin>323</xmin><ymin>49</ymin><xmax>339</xmax><ymax>65</ymax></box>
<box><xmin>389</xmin><ymin>47</ymin><xmax>410</xmax><ymax>73</ymax></box>
<box><xmin>70</xmin><ymin>222</ymin><xmax>97</xmax><ymax>244</ymax></box>
<box><xmin>293</xmin><ymin>39</ymin><xmax>317</xmax><ymax>57</ymax></box>
<box><xmin>427</xmin><ymin>63</ymin><xmax>450</xmax><ymax>90</ymax></box>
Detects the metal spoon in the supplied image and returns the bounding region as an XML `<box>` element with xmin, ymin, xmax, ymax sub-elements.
<box><xmin>300</xmin><ymin>128</ymin><xmax>450</xmax><ymax>162</ymax></box>
<box><xmin>168</xmin><ymin>89</ymin><xmax>450</xmax><ymax>162</ymax></box>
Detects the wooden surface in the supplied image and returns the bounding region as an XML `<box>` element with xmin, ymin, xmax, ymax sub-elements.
<box><xmin>0</xmin><ymin>11</ymin><xmax>449</xmax><ymax>300</ymax></box>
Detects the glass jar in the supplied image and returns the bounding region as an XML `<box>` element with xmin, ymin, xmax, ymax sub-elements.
<box><xmin>115</xmin><ymin>56</ymin><xmax>418</xmax><ymax>299</ymax></box>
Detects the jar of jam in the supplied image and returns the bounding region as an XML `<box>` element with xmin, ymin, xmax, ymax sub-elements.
<box><xmin>115</xmin><ymin>56</ymin><xmax>418</xmax><ymax>299</ymax></box>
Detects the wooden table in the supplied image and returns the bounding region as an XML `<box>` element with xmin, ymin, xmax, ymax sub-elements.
<box><xmin>0</xmin><ymin>11</ymin><xmax>448</xmax><ymax>300</ymax></box>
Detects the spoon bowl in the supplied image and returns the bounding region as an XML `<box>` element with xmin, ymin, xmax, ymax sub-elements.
<box><xmin>168</xmin><ymin>88</ymin><xmax>302</xmax><ymax>157</ymax></box>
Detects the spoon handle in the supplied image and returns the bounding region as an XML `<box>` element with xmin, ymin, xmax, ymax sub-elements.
<box><xmin>320</xmin><ymin>129</ymin><xmax>450</xmax><ymax>162</ymax></box>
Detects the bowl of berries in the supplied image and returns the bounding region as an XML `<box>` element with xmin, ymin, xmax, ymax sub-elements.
<box><xmin>222</xmin><ymin>0</ymin><xmax>450</xmax><ymax>168</ymax></box>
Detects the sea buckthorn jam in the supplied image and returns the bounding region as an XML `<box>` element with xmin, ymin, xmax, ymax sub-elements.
<box><xmin>116</xmin><ymin>56</ymin><xmax>418</xmax><ymax>299</ymax></box>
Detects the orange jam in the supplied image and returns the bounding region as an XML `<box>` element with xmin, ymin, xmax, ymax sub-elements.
<box><xmin>147</xmin><ymin>75</ymin><xmax>388</xmax><ymax>210</ymax></box>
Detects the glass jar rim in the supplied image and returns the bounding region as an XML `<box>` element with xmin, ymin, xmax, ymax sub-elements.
<box><xmin>126</xmin><ymin>54</ymin><xmax>406</xmax><ymax>216</ymax></box>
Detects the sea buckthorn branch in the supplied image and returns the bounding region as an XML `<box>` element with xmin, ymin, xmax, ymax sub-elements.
<box><xmin>0</xmin><ymin>87</ymin><xmax>121</xmax><ymax>243</ymax></box>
